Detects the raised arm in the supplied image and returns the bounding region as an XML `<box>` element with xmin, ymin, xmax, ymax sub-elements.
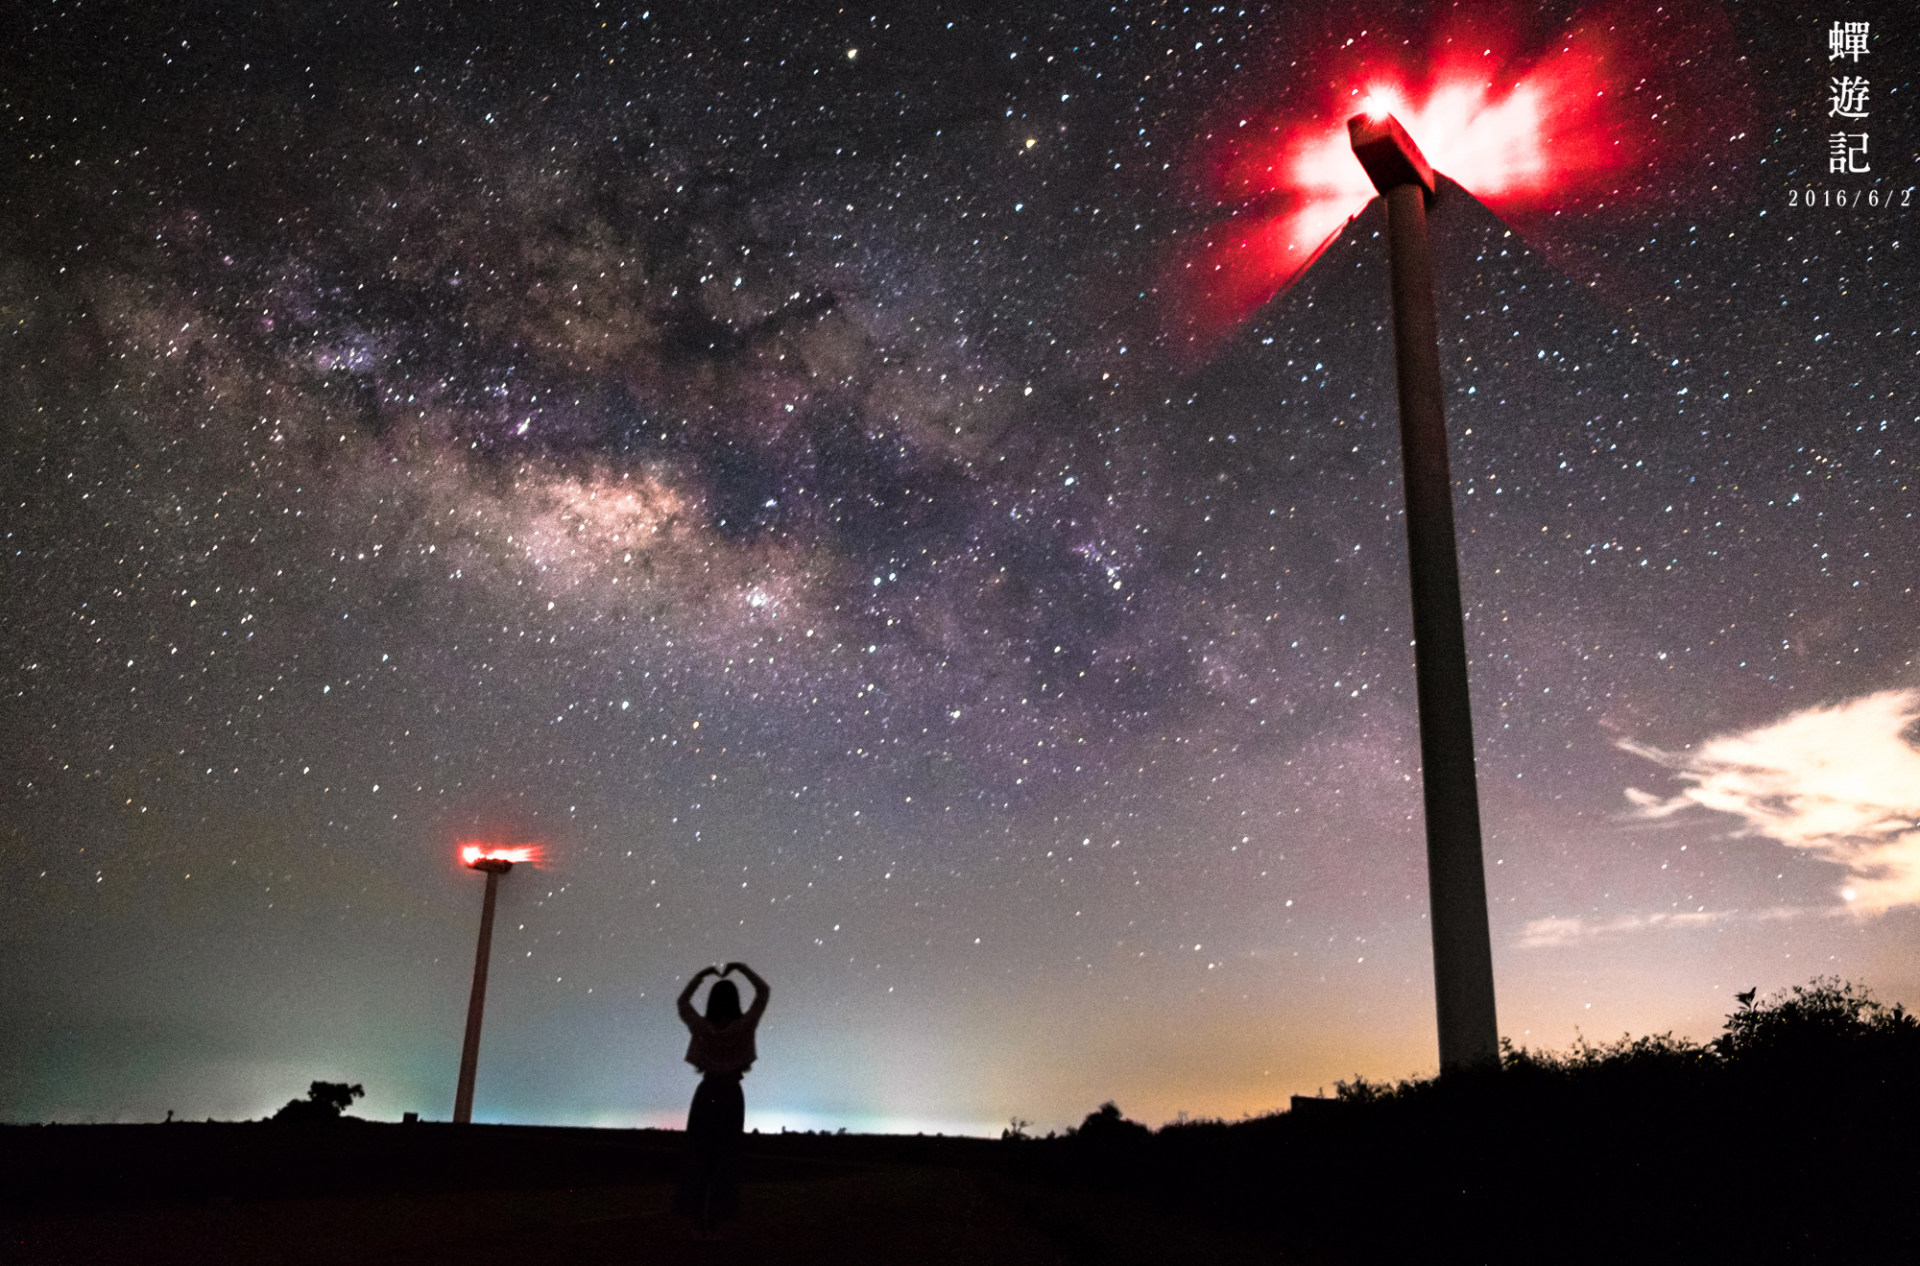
<box><xmin>726</xmin><ymin>962</ymin><xmax>770</xmax><ymax>1022</ymax></box>
<box><xmin>678</xmin><ymin>965</ymin><xmax>719</xmax><ymax>1025</ymax></box>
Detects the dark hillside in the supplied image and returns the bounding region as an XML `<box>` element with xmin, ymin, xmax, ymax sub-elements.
<box><xmin>5</xmin><ymin>982</ymin><xmax>1914</xmax><ymax>1263</ymax></box>
<box><xmin>1014</xmin><ymin>980</ymin><xmax>1920</xmax><ymax>1263</ymax></box>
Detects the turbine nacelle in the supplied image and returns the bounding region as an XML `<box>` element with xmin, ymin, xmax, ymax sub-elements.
<box><xmin>1347</xmin><ymin>111</ymin><xmax>1436</xmax><ymax>197</ymax></box>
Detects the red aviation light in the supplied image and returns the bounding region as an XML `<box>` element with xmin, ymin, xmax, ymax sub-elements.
<box><xmin>460</xmin><ymin>843</ymin><xmax>542</xmax><ymax>868</ymax></box>
<box><xmin>1358</xmin><ymin>89</ymin><xmax>1400</xmax><ymax>122</ymax></box>
<box><xmin>1168</xmin><ymin>0</ymin><xmax>1752</xmax><ymax>350</ymax></box>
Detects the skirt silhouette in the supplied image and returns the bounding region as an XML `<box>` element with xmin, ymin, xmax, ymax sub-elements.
<box><xmin>674</xmin><ymin>1072</ymin><xmax>745</xmax><ymax>1225</ymax></box>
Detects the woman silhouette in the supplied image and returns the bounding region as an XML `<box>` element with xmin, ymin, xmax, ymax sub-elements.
<box><xmin>673</xmin><ymin>961</ymin><xmax>769</xmax><ymax>1230</ymax></box>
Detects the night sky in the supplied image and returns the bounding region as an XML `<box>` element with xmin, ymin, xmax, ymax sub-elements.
<box><xmin>4</xmin><ymin>0</ymin><xmax>1916</xmax><ymax>1134</ymax></box>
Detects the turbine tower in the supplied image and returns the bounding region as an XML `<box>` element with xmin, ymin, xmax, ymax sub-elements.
<box><xmin>1348</xmin><ymin>109</ymin><xmax>1499</xmax><ymax>1072</ymax></box>
<box><xmin>453</xmin><ymin>849</ymin><xmax>516</xmax><ymax>1123</ymax></box>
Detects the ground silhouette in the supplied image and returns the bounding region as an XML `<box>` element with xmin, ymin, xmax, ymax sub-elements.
<box><xmin>4</xmin><ymin>980</ymin><xmax>1915</xmax><ymax>1262</ymax></box>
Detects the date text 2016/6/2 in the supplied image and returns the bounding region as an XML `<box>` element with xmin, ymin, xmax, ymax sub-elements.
<box><xmin>1788</xmin><ymin>186</ymin><xmax>1912</xmax><ymax>209</ymax></box>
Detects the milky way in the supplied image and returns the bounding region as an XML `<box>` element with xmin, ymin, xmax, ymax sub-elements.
<box><xmin>4</xmin><ymin>1</ymin><xmax>1916</xmax><ymax>1132</ymax></box>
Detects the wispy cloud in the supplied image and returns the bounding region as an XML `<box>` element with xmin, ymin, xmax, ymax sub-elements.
<box><xmin>1516</xmin><ymin>906</ymin><xmax>1804</xmax><ymax>949</ymax></box>
<box><xmin>1618</xmin><ymin>689</ymin><xmax>1920</xmax><ymax>914</ymax></box>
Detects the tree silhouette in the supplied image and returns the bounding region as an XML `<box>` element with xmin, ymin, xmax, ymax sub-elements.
<box><xmin>271</xmin><ymin>1080</ymin><xmax>365</xmax><ymax>1122</ymax></box>
<box><xmin>1715</xmin><ymin>975</ymin><xmax>1916</xmax><ymax>1061</ymax></box>
<box><xmin>1072</xmin><ymin>1101</ymin><xmax>1150</xmax><ymax>1145</ymax></box>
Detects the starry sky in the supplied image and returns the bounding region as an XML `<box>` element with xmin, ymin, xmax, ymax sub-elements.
<box><xmin>4</xmin><ymin>0</ymin><xmax>1916</xmax><ymax>1134</ymax></box>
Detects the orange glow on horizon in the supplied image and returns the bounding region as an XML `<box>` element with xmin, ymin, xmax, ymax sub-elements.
<box><xmin>460</xmin><ymin>842</ymin><xmax>543</xmax><ymax>867</ymax></box>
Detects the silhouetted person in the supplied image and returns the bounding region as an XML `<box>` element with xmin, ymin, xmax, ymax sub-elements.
<box><xmin>673</xmin><ymin>961</ymin><xmax>769</xmax><ymax>1232</ymax></box>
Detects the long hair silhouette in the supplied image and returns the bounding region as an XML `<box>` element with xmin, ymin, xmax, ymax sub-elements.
<box><xmin>705</xmin><ymin>979</ymin><xmax>743</xmax><ymax>1026</ymax></box>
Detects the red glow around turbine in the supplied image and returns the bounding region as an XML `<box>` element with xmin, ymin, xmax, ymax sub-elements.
<box><xmin>1169</xmin><ymin>0</ymin><xmax>1752</xmax><ymax>349</ymax></box>
<box><xmin>461</xmin><ymin>842</ymin><xmax>543</xmax><ymax>867</ymax></box>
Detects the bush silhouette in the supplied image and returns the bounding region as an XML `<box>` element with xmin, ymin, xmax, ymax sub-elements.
<box><xmin>1031</xmin><ymin>979</ymin><xmax>1920</xmax><ymax>1263</ymax></box>
<box><xmin>271</xmin><ymin>1080</ymin><xmax>365</xmax><ymax>1123</ymax></box>
<box><xmin>1072</xmin><ymin>1101</ymin><xmax>1150</xmax><ymax>1145</ymax></box>
<box><xmin>1716</xmin><ymin>975</ymin><xmax>1917</xmax><ymax>1062</ymax></box>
